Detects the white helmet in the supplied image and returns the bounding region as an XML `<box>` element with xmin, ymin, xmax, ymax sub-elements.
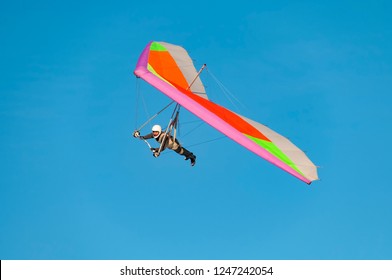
<box><xmin>152</xmin><ymin>124</ymin><xmax>162</xmax><ymax>138</ymax></box>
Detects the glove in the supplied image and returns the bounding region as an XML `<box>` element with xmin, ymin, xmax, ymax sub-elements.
<box><xmin>150</xmin><ymin>148</ymin><xmax>160</xmax><ymax>157</ymax></box>
<box><xmin>133</xmin><ymin>130</ymin><xmax>140</xmax><ymax>138</ymax></box>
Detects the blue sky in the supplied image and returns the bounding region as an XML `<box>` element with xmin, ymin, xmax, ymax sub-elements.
<box><xmin>1</xmin><ymin>0</ymin><xmax>391</xmax><ymax>259</ymax></box>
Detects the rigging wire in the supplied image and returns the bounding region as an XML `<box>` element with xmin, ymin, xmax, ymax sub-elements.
<box><xmin>136</xmin><ymin>101</ymin><xmax>175</xmax><ymax>132</ymax></box>
<box><xmin>134</xmin><ymin>78</ymin><xmax>140</xmax><ymax>129</ymax></box>
<box><xmin>134</xmin><ymin>75</ymin><xmax>176</xmax><ymax>132</ymax></box>
<box><xmin>206</xmin><ymin>68</ymin><xmax>247</xmax><ymax>113</ymax></box>
<box><xmin>186</xmin><ymin>135</ymin><xmax>227</xmax><ymax>148</ymax></box>
<box><xmin>140</xmin><ymin>89</ymin><xmax>150</xmax><ymax>124</ymax></box>
<box><xmin>135</xmin><ymin>78</ymin><xmax>153</xmax><ymax>129</ymax></box>
<box><xmin>180</xmin><ymin>121</ymin><xmax>206</xmax><ymax>138</ymax></box>
<box><xmin>174</xmin><ymin>117</ymin><xmax>228</xmax><ymax>148</ymax></box>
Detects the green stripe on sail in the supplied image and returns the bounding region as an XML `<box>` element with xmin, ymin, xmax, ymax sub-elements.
<box><xmin>150</xmin><ymin>42</ymin><xmax>167</xmax><ymax>51</ymax></box>
<box><xmin>246</xmin><ymin>135</ymin><xmax>304</xmax><ymax>176</ymax></box>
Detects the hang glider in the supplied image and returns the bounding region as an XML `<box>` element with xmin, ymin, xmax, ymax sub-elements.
<box><xmin>134</xmin><ymin>41</ymin><xmax>319</xmax><ymax>184</ymax></box>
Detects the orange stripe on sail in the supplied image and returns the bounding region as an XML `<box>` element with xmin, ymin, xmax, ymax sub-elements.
<box><xmin>148</xmin><ymin>50</ymin><xmax>189</xmax><ymax>91</ymax></box>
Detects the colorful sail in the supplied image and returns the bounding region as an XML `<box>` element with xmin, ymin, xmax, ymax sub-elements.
<box><xmin>134</xmin><ymin>41</ymin><xmax>319</xmax><ymax>184</ymax></box>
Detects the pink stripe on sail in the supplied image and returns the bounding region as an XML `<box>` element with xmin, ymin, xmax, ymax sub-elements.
<box><xmin>135</xmin><ymin>42</ymin><xmax>152</xmax><ymax>71</ymax></box>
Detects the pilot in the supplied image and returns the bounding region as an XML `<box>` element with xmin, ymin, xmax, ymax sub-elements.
<box><xmin>133</xmin><ymin>124</ymin><xmax>196</xmax><ymax>166</ymax></box>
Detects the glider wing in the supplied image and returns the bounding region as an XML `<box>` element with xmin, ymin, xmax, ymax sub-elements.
<box><xmin>134</xmin><ymin>41</ymin><xmax>318</xmax><ymax>184</ymax></box>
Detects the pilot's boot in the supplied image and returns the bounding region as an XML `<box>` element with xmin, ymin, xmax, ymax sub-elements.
<box><xmin>182</xmin><ymin>148</ymin><xmax>196</xmax><ymax>166</ymax></box>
